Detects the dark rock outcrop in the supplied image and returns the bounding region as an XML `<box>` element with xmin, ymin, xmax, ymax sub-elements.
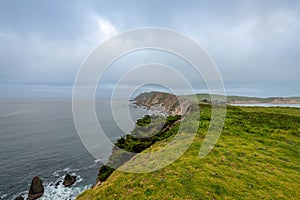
<box><xmin>54</xmin><ymin>180</ymin><xmax>61</xmax><ymax>188</ymax></box>
<box><xmin>15</xmin><ymin>196</ymin><xmax>24</xmax><ymax>200</ymax></box>
<box><xmin>28</xmin><ymin>176</ymin><xmax>44</xmax><ymax>200</ymax></box>
<box><xmin>63</xmin><ymin>174</ymin><xmax>76</xmax><ymax>187</ymax></box>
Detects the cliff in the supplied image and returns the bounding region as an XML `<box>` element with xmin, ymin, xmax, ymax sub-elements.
<box><xmin>77</xmin><ymin>104</ymin><xmax>300</xmax><ymax>199</ymax></box>
<box><xmin>134</xmin><ymin>91</ymin><xmax>197</xmax><ymax>116</ymax></box>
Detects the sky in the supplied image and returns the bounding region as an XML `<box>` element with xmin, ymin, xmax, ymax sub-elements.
<box><xmin>0</xmin><ymin>0</ymin><xmax>299</xmax><ymax>97</ymax></box>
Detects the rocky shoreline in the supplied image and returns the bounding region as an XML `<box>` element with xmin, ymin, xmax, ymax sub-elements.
<box><xmin>84</xmin><ymin>92</ymin><xmax>192</xmax><ymax>195</ymax></box>
<box><xmin>133</xmin><ymin>91</ymin><xmax>197</xmax><ymax>116</ymax></box>
<box><xmin>17</xmin><ymin>92</ymin><xmax>300</xmax><ymax>200</ymax></box>
<box><xmin>94</xmin><ymin>114</ymin><xmax>182</xmax><ymax>187</ymax></box>
<box><xmin>14</xmin><ymin>173</ymin><xmax>78</xmax><ymax>200</ymax></box>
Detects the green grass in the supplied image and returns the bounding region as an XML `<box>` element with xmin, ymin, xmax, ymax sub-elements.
<box><xmin>77</xmin><ymin>105</ymin><xmax>300</xmax><ymax>200</ymax></box>
<box><xmin>183</xmin><ymin>93</ymin><xmax>300</xmax><ymax>104</ymax></box>
<box><xmin>96</xmin><ymin>115</ymin><xmax>181</xmax><ymax>182</ymax></box>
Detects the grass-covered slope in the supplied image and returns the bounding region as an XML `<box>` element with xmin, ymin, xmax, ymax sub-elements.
<box><xmin>77</xmin><ymin>105</ymin><xmax>300</xmax><ymax>200</ymax></box>
<box><xmin>184</xmin><ymin>93</ymin><xmax>300</xmax><ymax>104</ymax></box>
<box><xmin>97</xmin><ymin>114</ymin><xmax>181</xmax><ymax>182</ymax></box>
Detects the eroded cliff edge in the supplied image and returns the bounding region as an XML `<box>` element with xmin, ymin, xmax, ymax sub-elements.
<box><xmin>133</xmin><ymin>91</ymin><xmax>197</xmax><ymax>116</ymax></box>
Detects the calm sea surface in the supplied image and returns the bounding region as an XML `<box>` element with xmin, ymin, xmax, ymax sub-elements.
<box><xmin>0</xmin><ymin>98</ymin><xmax>145</xmax><ymax>200</ymax></box>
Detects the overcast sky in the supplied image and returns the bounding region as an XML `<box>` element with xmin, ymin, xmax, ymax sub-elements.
<box><xmin>0</xmin><ymin>0</ymin><xmax>299</xmax><ymax>97</ymax></box>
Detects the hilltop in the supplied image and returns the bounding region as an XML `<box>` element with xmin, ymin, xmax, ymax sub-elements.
<box><xmin>77</xmin><ymin>92</ymin><xmax>300</xmax><ymax>199</ymax></box>
<box><xmin>133</xmin><ymin>91</ymin><xmax>300</xmax><ymax>110</ymax></box>
<box><xmin>185</xmin><ymin>93</ymin><xmax>300</xmax><ymax>104</ymax></box>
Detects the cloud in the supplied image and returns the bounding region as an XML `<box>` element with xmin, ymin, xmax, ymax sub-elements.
<box><xmin>95</xmin><ymin>16</ymin><xmax>117</xmax><ymax>37</ymax></box>
<box><xmin>0</xmin><ymin>9</ymin><xmax>118</xmax><ymax>86</ymax></box>
<box><xmin>0</xmin><ymin>0</ymin><xmax>299</xmax><ymax>97</ymax></box>
<box><xmin>180</xmin><ymin>4</ymin><xmax>300</xmax><ymax>84</ymax></box>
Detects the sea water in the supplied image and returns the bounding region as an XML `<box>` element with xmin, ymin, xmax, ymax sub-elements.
<box><xmin>0</xmin><ymin>98</ymin><xmax>146</xmax><ymax>200</ymax></box>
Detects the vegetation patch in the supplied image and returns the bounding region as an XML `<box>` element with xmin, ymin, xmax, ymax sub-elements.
<box><xmin>78</xmin><ymin>103</ymin><xmax>300</xmax><ymax>199</ymax></box>
<box><xmin>97</xmin><ymin>114</ymin><xmax>181</xmax><ymax>182</ymax></box>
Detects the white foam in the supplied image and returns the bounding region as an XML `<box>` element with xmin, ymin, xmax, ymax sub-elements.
<box><xmin>15</xmin><ymin>174</ymin><xmax>91</xmax><ymax>200</ymax></box>
<box><xmin>39</xmin><ymin>183</ymin><xmax>91</xmax><ymax>200</ymax></box>
<box><xmin>0</xmin><ymin>193</ymin><xmax>8</xmax><ymax>199</ymax></box>
<box><xmin>52</xmin><ymin>168</ymin><xmax>80</xmax><ymax>177</ymax></box>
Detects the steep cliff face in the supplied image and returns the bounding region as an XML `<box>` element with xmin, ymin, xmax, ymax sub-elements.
<box><xmin>134</xmin><ymin>91</ymin><xmax>196</xmax><ymax>116</ymax></box>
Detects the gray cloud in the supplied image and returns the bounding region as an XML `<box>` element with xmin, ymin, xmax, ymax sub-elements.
<box><xmin>0</xmin><ymin>0</ymin><xmax>299</xmax><ymax>97</ymax></box>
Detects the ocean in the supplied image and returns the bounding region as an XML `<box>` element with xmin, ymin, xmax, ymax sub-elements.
<box><xmin>0</xmin><ymin>98</ymin><xmax>146</xmax><ymax>200</ymax></box>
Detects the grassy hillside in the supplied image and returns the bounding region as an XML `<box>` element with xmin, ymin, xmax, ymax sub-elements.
<box><xmin>183</xmin><ymin>93</ymin><xmax>300</xmax><ymax>104</ymax></box>
<box><xmin>77</xmin><ymin>104</ymin><xmax>300</xmax><ymax>200</ymax></box>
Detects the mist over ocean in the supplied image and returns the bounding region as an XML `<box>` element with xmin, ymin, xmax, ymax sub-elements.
<box><xmin>0</xmin><ymin>98</ymin><xmax>145</xmax><ymax>200</ymax></box>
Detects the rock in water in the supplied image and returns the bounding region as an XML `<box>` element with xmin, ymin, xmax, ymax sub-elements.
<box><xmin>28</xmin><ymin>176</ymin><xmax>44</xmax><ymax>200</ymax></box>
<box><xmin>55</xmin><ymin>180</ymin><xmax>62</xmax><ymax>188</ymax></box>
<box><xmin>63</xmin><ymin>173</ymin><xmax>77</xmax><ymax>187</ymax></box>
<box><xmin>15</xmin><ymin>196</ymin><xmax>24</xmax><ymax>200</ymax></box>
